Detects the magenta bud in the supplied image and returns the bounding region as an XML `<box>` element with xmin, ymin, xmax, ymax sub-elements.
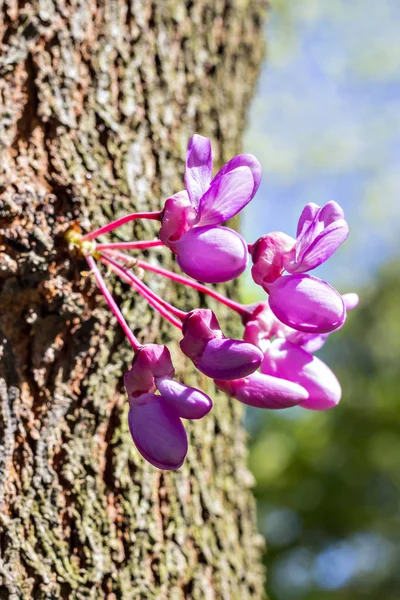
<box><xmin>180</xmin><ymin>309</ymin><xmax>263</xmax><ymax>380</ymax></box>
<box><xmin>175</xmin><ymin>225</ymin><xmax>248</xmax><ymax>284</ymax></box>
<box><xmin>124</xmin><ymin>344</ymin><xmax>175</xmax><ymax>397</ymax></box>
<box><xmin>282</xmin><ymin>291</ymin><xmax>359</xmax><ymax>353</ymax></box>
<box><xmin>268</xmin><ymin>274</ymin><xmax>346</xmax><ymax>334</ymax></box>
<box><xmin>251</xmin><ymin>232</ymin><xmax>295</xmax><ymax>287</ymax></box>
<box><xmin>193</xmin><ymin>337</ymin><xmax>264</xmax><ymax>380</ymax></box>
<box><xmin>156</xmin><ymin>377</ymin><xmax>212</xmax><ymax>419</ymax></box>
<box><xmin>262</xmin><ymin>339</ymin><xmax>342</xmax><ymax>410</ymax></box>
<box><xmin>215</xmin><ymin>372</ymin><xmax>308</xmax><ymax>409</ymax></box>
<box><xmin>159</xmin><ymin>191</ymin><xmax>197</xmax><ymax>251</ymax></box>
<box><xmin>180</xmin><ymin>309</ymin><xmax>223</xmax><ymax>360</ymax></box>
<box><xmin>128</xmin><ymin>393</ymin><xmax>188</xmax><ymax>470</ymax></box>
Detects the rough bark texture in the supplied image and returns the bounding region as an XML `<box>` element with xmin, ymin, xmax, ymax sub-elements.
<box><xmin>0</xmin><ymin>1</ymin><xmax>267</xmax><ymax>598</ymax></box>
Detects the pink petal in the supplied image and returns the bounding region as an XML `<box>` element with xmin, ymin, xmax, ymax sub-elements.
<box><xmin>318</xmin><ymin>201</ymin><xmax>345</xmax><ymax>225</ymax></box>
<box><xmin>289</xmin><ymin>219</ymin><xmax>349</xmax><ymax>273</ymax></box>
<box><xmin>156</xmin><ymin>377</ymin><xmax>212</xmax><ymax>419</ymax></box>
<box><xmin>197</xmin><ymin>166</ymin><xmax>254</xmax><ymax>226</ymax></box>
<box><xmin>175</xmin><ymin>225</ymin><xmax>248</xmax><ymax>283</ymax></box>
<box><xmin>262</xmin><ymin>339</ymin><xmax>342</xmax><ymax>410</ymax></box>
<box><xmin>128</xmin><ymin>394</ymin><xmax>188</xmax><ymax>470</ymax></box>
<box><xmin>184</xmin><ymin>135</ymin><xmax>212</xmax><ymax>209</ymax></box>
<box><xmin>211</xmin><ymin>153</ymin><xmax>262</xmax><ymax>197</ymax></box>
<box><xmin>215</xmin><ymin>373</ymin><xmax>308</xmax><ymax>409</ymax></box>
<box><xmin>296</xmin><ymin>202</ymin><xmax>320</xmax><ymax>238</ymax></box>
<box><xmin>267</xmin><ymin>274</ymin><xmax>346</xmax><ymax>334</ymax></box>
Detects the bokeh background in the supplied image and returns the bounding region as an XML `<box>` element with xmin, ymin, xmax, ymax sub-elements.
<box><xmin>241</xmin><ymin>1</ymin><xmax>400</xmax><ymax>599</ymax></box>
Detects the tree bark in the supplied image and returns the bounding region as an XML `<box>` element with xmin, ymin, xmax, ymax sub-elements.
<box><xmin>0</xmin><ymin>1</ymin><xmax>267</xmax><ymax>598</ymax></box>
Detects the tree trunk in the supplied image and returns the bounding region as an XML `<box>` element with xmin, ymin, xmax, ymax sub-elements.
<box><xmin>0</xmin><ymin>1</ymin><xmax>266</xmax><ymax>598</ymax></box>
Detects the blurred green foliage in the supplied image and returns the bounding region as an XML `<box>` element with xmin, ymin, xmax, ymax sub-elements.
<box><xmin>247</xmin><ymin>262</ymin><xmax>400</xmax><ymax>599</ymax></box>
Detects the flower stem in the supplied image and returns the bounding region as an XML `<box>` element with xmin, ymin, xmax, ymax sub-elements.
<box><xmin>81</xmin><ymin>211</ymin><xmax>163</xmax><ymax>241</ymax></box>
<box><xmin>86</xmin><ymin>255</ymin><xmax>141</xmax><ymax>351</ymax></box>
<box><xmin>100</xmin><ymin>254</ymin><xmax>184</xmax><ymax>329</ymax></box>
<box><xmin>102</xmin><ymin>249</ymin><xmax>250</xmax><ymax>317</ymax></box>
<box><xmin>96</xmin><ymin>239</ymin><xmax>164</xmax><ymax>251</ymax></box>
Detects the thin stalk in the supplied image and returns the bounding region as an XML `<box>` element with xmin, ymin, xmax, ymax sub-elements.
<box><xmin>102</xmin><ymin>249</ymin><xmax>250</xmax><ymax>317</ymax></box>
<box><xmin>81</xmin><ymin>211</ymin><xmax>163</xmax><ymax>241</ymax></box>
<box><xmin>86</xmin><ymin>255</ymin><xmax>141</xmax><ymax>351</ymax></box>
<box><xmin>100</xmin><ymin>255</ymin><xmax>183</xmax><ymax>329</ymax></box>
<box><xmin>96</xmin><ymin>239</ymin><xmax>164</xmax><ymax>251</ymax></box>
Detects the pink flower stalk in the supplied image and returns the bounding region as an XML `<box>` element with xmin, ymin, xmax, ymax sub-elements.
<box><xmin>86</xmin><ymin>255</ymin><xmax>141</xmax><ymax>350</ymax></box>
<box><xmin>180</xmin><ymin>308</ymin><xmax>263</xmax><ymax>380</ymax></box>
<box><xmin>96</xmin><ymin>239</ymin><xmax>163</xmax><ymax>251</ymax></box>
<box><xmin>100</xmin><ymin>253</ymin><xmax>184</xmax><ymax>329</ymax></box>
<box><xmin>82</xmin><ymin>211</ymin><xmax>162</xmax><ymax>241</ymax></box>
<box><xmin>159</xmin><ymin>134</ymin><xmax>261</xmax><ymax>283</ymax></box>
<box><xmin>125</xmin><ymin>344</ymin><xmax>212</xmax><ymax>470</ymax></box>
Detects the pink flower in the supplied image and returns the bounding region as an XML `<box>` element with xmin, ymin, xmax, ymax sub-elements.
<box><xmin>250</xmin><ymin>201</ymin><xmax>349</xmax><ymax>334</ymax></box>
<box><xmin>180</xmin><ymin>309</ymin><xmax>263</xmax><ymax>380</ymax></box>
<box><xmin>261</xmin><ymin>338</ymin><xmax>342</xmax><ymax>410</ymax></box>
<box><xmin>125</xmin><ymin>344</ymin><xmax>212</xmax><ymax>469</ymax></box>
<box><xmin>217</xmin><ymin>293</ymin><xmax>359</xmax><ymax>412</ymax></box>
<box><xmin>284</xmin><ymin>201</ymin><xmax>349</xmax><ymax>274</ymax></box>
<box><xmin>160</xmin><ymin>134</ymin><xmax>261</xmax><ymax>283</ymax></box>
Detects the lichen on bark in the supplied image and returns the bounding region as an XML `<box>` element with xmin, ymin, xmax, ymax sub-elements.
<box><xmin>0</xmin><ymin>1</ymin><xmax>267</xmax><ymax>598</ymax></box>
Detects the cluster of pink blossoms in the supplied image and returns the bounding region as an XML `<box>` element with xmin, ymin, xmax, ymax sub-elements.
<box><xmin>69</xmin><ymin>134</ymin><xmax>358</xmax><ymax>470</ymax></box>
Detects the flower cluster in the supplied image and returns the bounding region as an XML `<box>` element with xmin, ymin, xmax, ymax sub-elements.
<box><xmin>67</xmin><ymin>134</ymin><xmax>357</xmax><ymax>470</ymax></box>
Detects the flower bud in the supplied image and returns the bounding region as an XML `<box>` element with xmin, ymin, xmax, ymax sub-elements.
<box><xmin>262</xmin><ymin>339</ymin><xmax>342</xmax><ymax>410</ymax></box>
<box><xmin>175</xmin><ymin>225</ymin><xmax>248</xmax><ymax>284</ymax></box>
<box><xmin>124</xmin><ymin>344</ymin><xmax>174</xmax><ymax>397</ymax></box>
<box><xmin>159</xmin><ymin>191</ymin><xmax>197</xmax><ymax>252</ymax></box>
<box><xmin>180</xmin><ymin>309</ymin><xmax>263</xmax><ymax>380</ymax></box>
<box><xmin>215</xmin><ymin>373</ymin><xmax>308</xmax><ymax>409</ymax></box>
<box><xmin>268</xmin><ymin>274</ymin><xmax>346</xmax><ymax>334</ymax></box>
<box><xmin>128</xmin><ymin>393</ymin><xmax>188</xmax><ymax>470</ymax></box>
<box><xmin>156</xmin><ymin>377</ymin><xmax>212</xmax><ymax>419</ymax></box>
<box><xmin>250</xmin><ymin>232</ymin><xmax>295</xmax><ymax>288</ymax></box>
